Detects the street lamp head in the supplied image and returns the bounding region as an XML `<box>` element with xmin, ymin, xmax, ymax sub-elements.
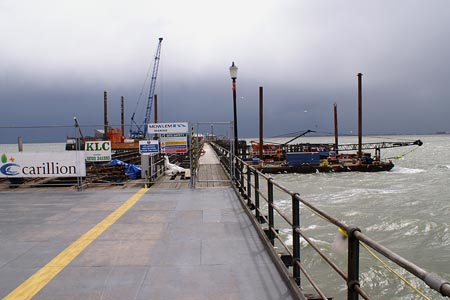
<box><xmin>229</xmin><ymin>62</ymin><xmax>238</xmax><ymax>80</ymax></box>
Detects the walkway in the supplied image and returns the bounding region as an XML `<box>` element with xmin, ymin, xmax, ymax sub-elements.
<box><xmin>152</xmin><ymin>142</ymin><xmax>230</xmax><ymax>189</ymax></box>
<box><xmin>196</xmin><ymin>143</ymin><xmax>230</xmax><ymax>188</ymax></box>
<box><xmin>0</xmin><ymin>144</ymin><xmax>297</xmax><ymax>300</ymax></box>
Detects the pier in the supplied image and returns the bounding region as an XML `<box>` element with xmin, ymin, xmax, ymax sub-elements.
<box><xmin>1</xmin><ymin>142</ymin><xmax>449</xmax><ymax>299</ymax></box>
<box><xmin>0</xmin><ymin>144</ymin><xmax>299</xmax><ymax>300</ymax></box>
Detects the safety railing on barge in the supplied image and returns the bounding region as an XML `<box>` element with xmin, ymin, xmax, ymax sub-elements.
<box><xmin>211</xmin><ymin>142</ymin><xmax>450</xmax><ymax>300</ymax></box>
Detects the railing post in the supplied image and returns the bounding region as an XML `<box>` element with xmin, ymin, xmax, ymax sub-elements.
<box><xmin>234</xmin><ymin>158</ymin><xmax>239</xmax><ymax>185</ymax></box>
<box><xmin>246</xmin><ymin>168</ymin><xmax>251</xmax><ymax>205</ymax></box>
<box><xmin>268</xmin><ymin>178</ymin><xmax>275</xmax><ymax>246</ymax></box>
<box><xmin>239</xmin><ymin>161</ymin><xmax>245</xmax><ymax>196</ymax></box>
<box><xmin>254</xmin><ymin>171</ymin><xmax>260</xmax><ymax>221</ymax></box>
<box><xmin>292</xmin><ymin>193</ymin><xmax>301</xmax><ymax>285</ymax></box>
<box><xmin>347</xmin><ymin>226</ymin><xmax>361</xmax><ymax>300</ymax></box>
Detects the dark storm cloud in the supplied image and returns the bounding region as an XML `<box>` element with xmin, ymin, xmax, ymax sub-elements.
<box><xmin>1</xmin><ymin>0</ymin><xmax>450</xmax><ymax>143</ymax></box>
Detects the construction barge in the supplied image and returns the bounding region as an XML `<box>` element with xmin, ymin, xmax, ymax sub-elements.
<box><xmin>257</xmin><ymin>160</ymin><xmax>394</xmax><ymax>174</ymax></box>
<box><xmin>215</xmin><ymin>138</ymin><xmax>423</xmax><ymax>174</ymax></box>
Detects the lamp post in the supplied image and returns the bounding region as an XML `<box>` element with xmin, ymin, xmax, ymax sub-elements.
<box><xmin>229</xmin><ymin>62</ymin><xmax>238</xmax><ymax>156</ymax></box>
<box><xmin>210</xmin><ymin>123</ymin><xmax>214</xmax><ymax>140</ymax></box>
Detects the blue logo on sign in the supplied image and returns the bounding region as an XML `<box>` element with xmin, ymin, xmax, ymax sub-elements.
<box><xmin>0</xmin><ymin>163</ymin><xmax>20</xmax><ymax>176</ymax></box>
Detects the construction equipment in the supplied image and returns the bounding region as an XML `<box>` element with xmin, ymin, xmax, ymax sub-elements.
<box><xmin>336</xmin><ymin>139</ymin><xmax>423</xmax><ymax>151</ymax></box>
<box><xmin>283</xmin><ymin>139</ymin><xmax>423</xmax><ymax>159</ymax></box>
<box><xmin>130</xmin><ymin>37</ymin><xmax>163</xmax><ymax>139</ymax></box>
<box><xmin>281</xmin><ymin>129</ymin><xmax>315</xmax><ymax>146</ymax></box>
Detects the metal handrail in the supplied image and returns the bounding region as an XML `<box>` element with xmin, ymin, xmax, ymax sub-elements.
<box><xmin>210</xmin><ymin>142</ymin><xmax>450</xmax><ymax>300</ymax></box>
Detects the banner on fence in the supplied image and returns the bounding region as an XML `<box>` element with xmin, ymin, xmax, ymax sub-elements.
<box><xmin>0</xmin><ymin>152</ymin><xmax>86</xmax><ymax>178</ymax></box>
<box><xmin>147</xmin><ymin>122</ymin><xmax>189</xmax><ymax>134</ymax></box>
<box><xmin>85</xmin><ymin>141</ymin><xmax>111</xmax><ymax>162</ymax></box>
<box><xmin>139</xmin><ymin>140</ymin><xmax>159</xmax><ymax>155</ymax></box>
<box><xmin>160</xmin><ymin>133</ymin><xmax>188</xmax><ymax>153</ymax></box>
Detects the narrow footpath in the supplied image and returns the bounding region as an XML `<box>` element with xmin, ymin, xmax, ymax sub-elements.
<box><xmin>196</xmin><ymin>142</ymin><xmax>230</xmax><ymax>187</ymax></box>
<box><xmin>0</xmin><ymin>145</ymin><xmax>296</xmax><ymax>300</ymax></box>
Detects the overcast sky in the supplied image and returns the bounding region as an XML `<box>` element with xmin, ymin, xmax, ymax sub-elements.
<box><xmin>1</xmin><ymin>0</ymin><xmax>450</xmax><ymax>143</ymax></box>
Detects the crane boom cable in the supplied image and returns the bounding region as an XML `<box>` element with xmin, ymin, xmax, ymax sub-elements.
<box><xmin>143</xmin><ymin>37</ymin><xmax>163</xmax><ymax>137</ymax></box>
<box><xmin>384</xmin><ymin>144</ymin><xmax>421</xmax><ymax>160</ymax></box>
<box><xmin>129</xmin><ymin>37</ymin><xmax>163</xmax><ymax>139</ymax></box>
<box><xmin>131</xmin><ymin>58</ymin><xmax>154</xmax><ymax>124</ymax></box>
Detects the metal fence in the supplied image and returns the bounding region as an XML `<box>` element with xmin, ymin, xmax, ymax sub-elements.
<box><xmin>0</xmin><ymin>155</ymin><xmax>167</xmax><ymax>190</ymax></box>
<box><xmin>211</xmin><ymin>142</ymin><xmax>450</xmax><ymax>300</ymax></box>
<box><xmin>0</xmin><ymin>122</ymin><xmax>180</xmax><ymax>189</ymax></box>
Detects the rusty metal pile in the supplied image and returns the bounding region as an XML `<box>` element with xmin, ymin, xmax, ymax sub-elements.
<box><xmin>85</xmin><ymin>164</ymin><xmax>128</xmax><ymax>184</ymax></box>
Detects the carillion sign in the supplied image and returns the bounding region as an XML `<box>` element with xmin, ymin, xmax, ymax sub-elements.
<box><xmin>147</xmin><ymin>122</ymin><xmax>188</xmax><ymax>134</ymax></box>
<box><xmin>0</xmin><ymin>152</ymin><xmax>86</xmax><ymax>178</ymax></box>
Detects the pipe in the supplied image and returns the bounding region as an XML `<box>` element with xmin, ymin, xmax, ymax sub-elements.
<box><xmin>121</xmin><ymin>96</ymin><xmax>125</xmax><ymax>138</ymax></box>
<box><xmin>232</xmin><ymin>78</ymin><xmax>238</xmax><ymax>156</ymax></box>
<box><xmin>104</xmin><ymin>91</ymin><xmax>108</xmax><ymax>140</ymax></box>
<box><xmin>357</xmin><ymin>73</ymin><xmax>363</xmax><ymax>159</ymax></box>
<box><xmin>18</xmin><ymin>136</ymin><xmax>23</xmax><ymax>152</ymax></box>
<box><xmin>334</xmin><ymin>102</ymin><xmax>339</xmax><ymax>154</ymax></box>
<box><xmin>259</xmin><ymin>86</ymin><xmax>264</xmax><ymax>163</ymax></box>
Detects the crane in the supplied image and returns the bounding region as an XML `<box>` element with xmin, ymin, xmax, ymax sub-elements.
<box><xmin>281</xmin><ymin>129</ymin><xmax>315</xmax><ymax>146</ymax></box>
<box><xmin>130</xmin><ymin>37</ymin><xmax>163</xmax><ymax>139</ymax></box>
<box><xmin>285</xmin><ymin>139</ymin><xmax>422</xmax><ymax>152</ymax></box>
<box><xmin>335</xmin><ymin>139</ymin><xmax>423</xmax><ymax>151</ymax></box>
<box><xmin>283</xmin><ymin>139</ymin><xmax>423</xmax><ymax>162</ymax></box>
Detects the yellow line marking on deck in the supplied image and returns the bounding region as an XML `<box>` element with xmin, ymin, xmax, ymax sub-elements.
<box><xmin>3</xmin><ymin>188</ymin><xmax>149</xmax><ymax>300</ymax></box>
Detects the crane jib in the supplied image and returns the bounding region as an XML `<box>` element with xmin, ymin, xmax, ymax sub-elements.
<box><xmin>130</xmin><ymin>37</ymin><xmax>163</xmax><ymax>139</ymax></box>
<box><xmin>336</xmin><ymin>140</ymin><xmax>423</xmax><ymax>151</ymax></box>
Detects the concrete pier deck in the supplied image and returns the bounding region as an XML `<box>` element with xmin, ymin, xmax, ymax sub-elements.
<box><xmin>0</xmin><ymin>145</ymin><xmax>296</xmax><ymax>300</ymax></box>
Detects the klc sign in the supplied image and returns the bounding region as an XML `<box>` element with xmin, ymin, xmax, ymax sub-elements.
<box><xmin>85</xmin><ymin>141</ymin><xmax>111</xmax><ymax>162</ymax></box>
<box><xmin>86</xmin><ymin>141</ymin><xmax>110</xmax><ymax>151</ymax></box>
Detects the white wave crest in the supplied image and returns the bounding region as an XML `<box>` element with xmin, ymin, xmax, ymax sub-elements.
<box><xmin>303</xmin><ymin>224</ymin><xmax>319</xmax><ymax>230</ymax></box>
<box><xmin>300</xmin><ymin>237</ymin><xmax>330</xmax><ymax>248</ymax></box>
<box><xmin>392</xmin><ymin>167</ymin><xmax>426</xmax><ymax>174</ymax></box>
<box><xmin>366</xmin><ymin>220</ymin><xmax>415</xmax><ymax>232</ymax></box>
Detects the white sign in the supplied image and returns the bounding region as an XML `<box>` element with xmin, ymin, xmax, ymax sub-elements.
<box><xmin>139</xmin><ymin>140</ymin><xmax>159</xmax><ymax>154</ymax></box>
<box><xmin>160</xmin><ymin>133</ymin><xmax>188</xmax><ymax>153</ymax></box>
<box><xmin>85</xmin><ymin>141</ymin><xmax>111</xmax><ymax>162</ymax></box>
<box><xmin>0</xmin><ymin>152</ymin><xmax>86</xmax><ymax>178</ymax></box>
<box><xmin>147</xmin><ymin>122</ymin><xmax>188</xmax><ymax>134</ymax></box>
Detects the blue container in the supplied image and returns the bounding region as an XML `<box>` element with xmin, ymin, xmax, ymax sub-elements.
<box><xmin>286</xmin><ymin>152</ymin><xmax>321</xmax><ymax>166</ymax></box>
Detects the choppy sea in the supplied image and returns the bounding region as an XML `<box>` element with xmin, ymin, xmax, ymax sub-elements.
<box><xmin>1</xmin><ymin>135</ymin><xmax>449</xmax><ymax>299</ymax></box>
<box><xmin>251</xmin><ymin>135</ymin><xmax>450</xmax><ymax>299</ymax></box>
